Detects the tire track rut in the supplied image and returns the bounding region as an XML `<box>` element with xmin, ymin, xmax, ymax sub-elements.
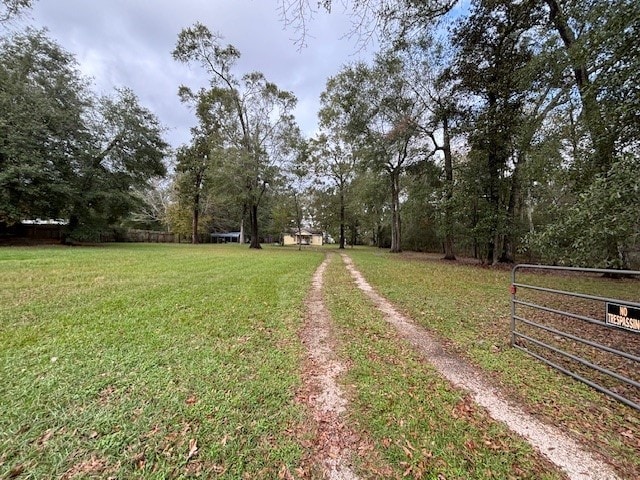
<box><xmin>298</xmin><ymin>256</ymin><xmax>360</xmax><ymax>479</ymax></box>
<box><xmin>341</xmin><ymin>253</ymin><xmax>620</xmax><ymax>480</ymax></box>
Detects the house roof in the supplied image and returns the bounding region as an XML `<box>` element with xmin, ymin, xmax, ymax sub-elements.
<box><xmin>286</xmin><ymin>229</ymin><xmax>322</xmax><ymax>236</ymax></box>
<box><xmin>210</xmin><ymin>231</ymin><xmax>241</xmax><ymax>238</ymax></box>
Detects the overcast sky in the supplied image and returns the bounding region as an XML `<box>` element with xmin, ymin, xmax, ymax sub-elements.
<box><xmin>16</xmin><ymin>0</ymin><xmax>376</xmax><ymax>151</ymax></box>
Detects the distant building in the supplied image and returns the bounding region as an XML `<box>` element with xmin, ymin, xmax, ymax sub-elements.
<box><xmin>282</xmin><ymin>229</ymin><xmax>323</xmax><ymax>246</ymax></box>
<box><xmin>210</xmin><ymin>231</ymin><xmax>242</xmax><ymax>243</ymax></box>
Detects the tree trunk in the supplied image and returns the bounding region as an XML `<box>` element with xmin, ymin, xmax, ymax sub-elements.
<box><xmin>249</xmin><ymin>203</ymin><xmax>261</xmax><ymax>249</ymax></box>
<box><xmin>545</xmin><ymin>0</ymin><xmax>614</xmax><ymax>173</ymax></box>
<box><xmin>191</xmin><ymin>191</ymin><xmax>200</xmax><ymax>244</ymax></box>
<box><xmin>389</xmin><ymin>169</ymin><xmax>402</xmax><ymax>253</ymax></box>
<box><xmin>499</xmin><ymin>155</ymin><xmax>522</xmax><ymax>263</ymax></box>
<box><xmin>486</xmin><ymin>93</ymin><xmax>502</xmax><ymax>265</ymax></box>
<box><xmin>239</xmin><ymin>206</ymin><xmax>245</xmax><ymax>244</ymax></box>
<box><xmin>294</xmin><ymin>192</ymin><xmax>302</xmax><ymax>251</ymax></box>
<box><xmin>442</xmin><ymin>116</ymin><xmax>456</xmax><ymax>260</ymax></box>
<box><xmin>350</xmin><ymin>221</ymin><xmax>357</xmax><ymax>247</ymax></box>
<box><xmin>486</xmin><ymin>162</ymin><xmax>499</xmax><ymax>264</ymax></box>
<box><xmin>62</xmin><ymin>214</ymin><xmax>80</xmax><ymax>245</ymax></box>
<box><xmin>339</xmin><ymin>186</ymin><xmax>346</xmax><ymax>250</ymax></box>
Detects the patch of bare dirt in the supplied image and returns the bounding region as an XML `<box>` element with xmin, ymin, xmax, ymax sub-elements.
<box><xmin>297</xmin><ymin>256</ymin><xmax>360</xmax><ymax>480</ymax></box>
<box><xmin>341</xmin><ymin>253</ymin><xmax>621</xmax><ymax>480</ymax></box>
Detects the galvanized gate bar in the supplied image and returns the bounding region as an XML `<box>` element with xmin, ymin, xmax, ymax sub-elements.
<box><xmin>514</xmin><ymin>331</ymin><xmax>640</xmax><ymax>388</ymax></box>
<box><xmin>512</xmin><ymin>283</ymin><xmax>640</xmax><ymax>309</ymax></box>
<box><xmin>513</xmin><ymin>263</ymin><xmax>640</xmax><ymax>276</ymax></box>
<box><xmin>514</xmin><ymin>298</ymin><xmax>608</xmax><ymax>328</ymax></box>
<box><xmin>515</xmin><ymin>315</ymin><xmax>640</xmax><ymax>363</ymax></box>
<box><xmin>511</xmin><ymin>264</ymin><xmax>640</xmax><ymax>411</ymax></box>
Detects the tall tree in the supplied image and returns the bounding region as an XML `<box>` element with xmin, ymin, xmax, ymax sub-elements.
<box><xmin>324</xmin><ymin>54</ymin><xmax>423</xmax><ymax>252</ymax></box>
<box><xmin>0</xmin><ymin>29</ymin><xmax>88</xmax><ymax>225</ymax></box>
<box><xmin>0</xmin><ymin>30</ymin><xmax>168</xmax><ymax>241</ymax></box>
<box><xmin>309</xmin><ymin>136</ymin><xmax>355</xmax><ymax>249</ymax></box>
<box><xmin>1</xmin><ymin>0</ymin><xmax>33</xmax><ymax>22</ymax></box>
<box><xmin>451</xmin><ymin>0</ymin><xmax>539</xmax><ymax>264</ymax></box>
<box><xmin>398</xmin><ymin>37</ymin><xmax>461</xmax><ymax>260</ymax></box>
<box><xmin>173</xmin><ymin>23</ymin><xmax>299</xmax><ymax>249</ymax></box>
<box><xmin>65</xmin><ymin>87</ymin><xmax>167</xmax><ymax>242</ymax></box>
<box><xmin>174</xmin><ymin>140</ymin><xmax>211</xmax><ymax>243</ymax></box>
<box><xmin>129</xmin><ymin>178</ymin><xmax>173</xmax><ymax>231</ymax></box>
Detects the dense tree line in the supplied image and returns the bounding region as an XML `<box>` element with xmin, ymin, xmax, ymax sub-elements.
<box><xmin>2</xmin><ymin>0</ymin><xmax>636</xmax><ymax>268</ymax></box>
<box><xmin>162</xmin><ymin>0</ymin><xmax>638</xmax><ymax>268</ymax></box>
<box><xmin>279</xmin><ymin>0</ymin><xmax>638</xmax><ymax>268</ymax></box>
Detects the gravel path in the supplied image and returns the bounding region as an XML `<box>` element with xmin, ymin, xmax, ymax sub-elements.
<box><xmin>341</xmin><ymin>253</ymin><xmax>620</xmax><ymax>480</ymax></box>
<box><xmin>298</xmin><ymin>256</ymin><xmax>360</xmax><ymax>479</ymax></box>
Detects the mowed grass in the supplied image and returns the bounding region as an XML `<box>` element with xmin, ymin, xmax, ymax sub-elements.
<box><xmin>0</xmin><ymin>243</ymin><xmax>323</xmax><ymax>479</ymax></box>
<box><xmin>343</xmin><ymin>248</ymin><xmax>640</xmax><ymax>478</ymax></box>
<box><xmin>323</xmin><ymin>254</ymin><xmax>564</xmax><ymax>479</ymax></box>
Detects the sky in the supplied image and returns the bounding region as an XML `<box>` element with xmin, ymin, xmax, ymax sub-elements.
<box><xmin>14</xmin><ymin>0</ymin><xmax>377</xmax><ymax>151</ymax></box>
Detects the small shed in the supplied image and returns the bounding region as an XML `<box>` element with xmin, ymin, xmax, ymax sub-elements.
<box><xmin>210</xmin><ymin>231</ymin><xmax>242</xmax><ymax>243</ymax></box>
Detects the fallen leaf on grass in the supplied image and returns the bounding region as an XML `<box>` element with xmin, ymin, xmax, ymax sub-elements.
<box><xmin>37</xmin><ymin>428</ymin><xmax>55</xmax><ymax>446</ymax></box>
<box><xmin>402</xmin><ymin>445</ymin><xmax>413</xmax><ymax>459</ymax></box>
<box><xmin>278</xmin><ymin>464</ymin><xmax>295</xmax><ymax>479</ymax></box>
<box><xmin>187</xmin><ymin>438</ymin><xmax>198</xmax><ymax>460</ymax></box>
<box><xmin>61</xmin><ymin>456</ymin><xmax>109</xmax><ymax>479</ymax></box>
<box><xmin>620</xmin><ymin>429</ymin><xmax>635</xmax><ymax>439</ymax></box>
<box><xmin>8</xmin><ymin>464</ymin><xmax>25</xmax><ymax>478</ymax></box>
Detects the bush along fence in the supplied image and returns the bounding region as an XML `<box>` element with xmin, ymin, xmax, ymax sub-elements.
<box><xmin>0</xmin><ymin>224</ymin><xmax>215</xmax><ymax>244</ymax></box>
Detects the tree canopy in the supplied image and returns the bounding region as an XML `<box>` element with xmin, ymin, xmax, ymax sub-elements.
<box><xmin>0</xmin><ymin>29</ymin><xmax>168</xmax><ymax>242</ymax></box>
<box><xmin>172</xmin><ymin>23</ymin><xmax>301</xmax><ymax>248</ymax></box>
<box><xmin>271</xmin><ymin>0</ymin><xmax>638</xmax><ymax>267</ymax></box>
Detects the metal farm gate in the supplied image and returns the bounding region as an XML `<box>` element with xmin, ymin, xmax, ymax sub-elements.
<box><xmin>510</xmin><ymin>264</ymin><xmax>640</xmax><ymax>411</ymax></box>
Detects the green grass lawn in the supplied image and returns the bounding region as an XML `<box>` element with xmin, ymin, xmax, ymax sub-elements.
<box><xmin>1</xmin><ymin>244</ymin><xmax>637</xmax><ymax>479</ymax></box>
<box><xmin>0</xmin><ymin>243</ymin><xmax>323</xmax><ymax>479</ymax></box>
<box><xmin>323</xmin><ymin>254</ymin><xmax>563</xmax><ymax>479</ymax></box>
<box><xmin>343</xmin><ymin>248</ymin><xmax>640</xmax><ymax>479</ymax></box>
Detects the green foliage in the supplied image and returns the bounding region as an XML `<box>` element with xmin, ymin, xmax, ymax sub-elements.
<box><xmin>279</xmin><ymin>0</ymin><xmax>639</xmax><ymax>265</ymax></box>
<box><xmin>0</xmin><ymin>30</ymin><xmax>168</xmax><ymax>241</ymax></box>
<box><xmin>0</xmin><ymin>29</ymin><xmax>88</xmax><ymax>224</ymax></box>
<box><xmin>526</xmin><ymin>155</ymin><xmax>640</xmax><ymax>268</ymax></box>
<box><xmin>173</xmin><ymin>24</ymin><xmax>300</xmax><ymax>247</ymax></box>
<box><xmin>0</xmin><ymin>0</ymin><xmax>32</xmax><ymax>21</ymax></box>
<box><xmin>320</xmin><ymin>52</ymin><xmax>425</xmax><ymax>252</ymax></box>
<box><xmin>401</xmin><ymin>160</ymin><xmax>442</xmax><ymax>252</ymax></box>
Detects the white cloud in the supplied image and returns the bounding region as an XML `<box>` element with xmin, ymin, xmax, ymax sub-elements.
<box><xmin>22</xmin><ymin>0</ymin><xmax>376</xmax><ymax>148</ymax></box>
